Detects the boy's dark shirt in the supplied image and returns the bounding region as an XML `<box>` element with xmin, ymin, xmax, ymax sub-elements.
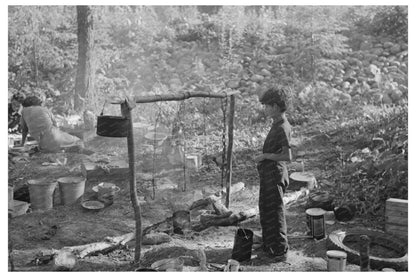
<box><xmin>260</xmin><ymin>117</ymin><xmax>291</xmax><ymax>169</ymax></box>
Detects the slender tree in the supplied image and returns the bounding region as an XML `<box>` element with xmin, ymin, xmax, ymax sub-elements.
<box><xmin>75</xmin><ymin>5</ymin><xmax>94</xmax><ymax>112</ymax></box>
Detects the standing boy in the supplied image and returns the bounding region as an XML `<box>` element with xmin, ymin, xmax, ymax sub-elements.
<box><xmin>254</xmin><ymin>86</ymin><xmax>292</xmax><ymax>261</ymax></box>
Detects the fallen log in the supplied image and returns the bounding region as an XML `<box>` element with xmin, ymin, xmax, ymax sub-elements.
<box><xmin>28</xmin><ymin>231</ymin><xmax>137</xmax><ymax>269</ymax></box>
<box><xmin>57</xmin><ymin>232</ymin><xmax>135</xmax><ymax>259</ymax></box>
<box><xmin>23</xmin><ymin>232</ymin><xmax>136</xmax><ymax>270</ymax></box>
<box><xmin>142</xmin><ymin>217</ymin><xmax>173</xmax><ymax>236</ymax></box>
<box><xmin>189</xmin><ymin>198</ymin><xmax>213</xmax><ymax>211</ymax></box>
<box><xmin>190</xmin><ymin>182</ymin><xmax>245</xmax><ymax>212</ymax></box>
<box><xmin>143</xmin><ymin>232</ymin><xmax>172</xmax><ymax>245</ymax></box>
<box><xmin>197</xmin><ymin>208</ymin><xmax>257</xmax><ymax>230</ymax></box>
<box><xmin>209</xmin><ymin>195</ymin><xmax>232</xmax><ymax>216</ymax></box>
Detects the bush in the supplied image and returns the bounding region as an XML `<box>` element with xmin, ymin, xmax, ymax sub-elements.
<box><xmin>370</xmin><ymin>6</ymin><xmax>408</xmax><ymax>40</ymax></box>
<box><xmin>329</xmin><ymin>105</ymin><xmax>408</xmax><ymax>218</ymax></box>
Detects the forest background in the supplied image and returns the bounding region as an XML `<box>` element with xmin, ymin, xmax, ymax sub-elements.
<box><xmin>6</xmin><ymin>4</ymin><xmax>409</xmax><ymax>222</ymax></box>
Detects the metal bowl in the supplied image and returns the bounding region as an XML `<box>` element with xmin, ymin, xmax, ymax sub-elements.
<box><xmin>81</xmin><ymin>200</ymin><xmax>105</xmax><ymax>211</ymax></box>
<box><xmin>92</xmin><ymin>182</ymin><xmax>120</xmax><ymax>193</ymax></box>
<box><xmin>144</xmin><ymin>132</ymin><xmax>168</xmax><ymax>142</ymax></box>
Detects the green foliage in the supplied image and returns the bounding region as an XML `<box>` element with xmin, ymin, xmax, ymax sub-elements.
<box><xmin>370</xmin><ymin>6</ymin><xmax>408</xmax><ymax>40</ymax></box>
<box><xmin>8</xmin><ymin>6</ymin><xmax>78</xmax><ymax>114</ymax></box>
<box><xmin>345</xmin><ymin>6</ymin><xmax>408</xmax><ymax>47</ymax></box>
<box><xmin>286</xmin><ymin>7</ymin><xmax>350</xmax><ymax>82</ymax></box>
<box><xmin>329</xmin><ymin>105</ymin><xmax>408</xmax><ymax>218</ymax></box>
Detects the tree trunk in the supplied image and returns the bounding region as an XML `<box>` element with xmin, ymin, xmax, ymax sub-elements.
<box><xmin>75</xmin><ymin>6</ymin><xmax>94</xmax><ymax>112</ymax></box>
<box><xmin>32</xmin><ymin>40</ymin><xmax>39</xmax><ymax>86</ymax></box>
<box><xmin>29</xmin><ymin>10</ymin><xmax>39</xmax><ymax>86</ymax></box>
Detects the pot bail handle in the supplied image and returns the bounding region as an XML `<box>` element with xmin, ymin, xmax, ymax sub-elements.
<box><xmin>100</xmin><ymin>100</ymin><xmax>107</xmax><ymax>116</ymax></box>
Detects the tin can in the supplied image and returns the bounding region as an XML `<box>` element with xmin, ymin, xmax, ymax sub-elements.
<box><xmin>306</xmin><ymin>208</ymin><xmax>326</xmax><ymax>239</ymax></box>
<box><xmin>327</xmin><ymin>250</ymin><xmax>347</xmax><ymax>271</ymax></box>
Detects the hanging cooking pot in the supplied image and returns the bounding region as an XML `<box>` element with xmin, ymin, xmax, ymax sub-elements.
<box><xmin>96</xmin><ymin>101</ymin><xmax>129</xmax><ymax>137</ymax></box>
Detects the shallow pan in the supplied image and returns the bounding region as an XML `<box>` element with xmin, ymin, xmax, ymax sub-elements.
<box><xmin>81</xmin><ymin>200</ymin><xmax>105</xmax><ymax>211</ymax></box>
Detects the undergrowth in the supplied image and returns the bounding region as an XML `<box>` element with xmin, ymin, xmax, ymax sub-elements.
<box><xmin>327</xmin><ymin>104</ymin><xmax>408</xmax><ymax>220</ymax></box>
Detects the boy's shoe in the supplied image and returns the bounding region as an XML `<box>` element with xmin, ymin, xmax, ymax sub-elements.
<box><xmin>270</xmin><ymin>253</ymin><xmax>287</xmax><ymax>262</ymax></box>
<box><xmin>252</xmin><ymin>244</ymin><xmax>288</xmax><ymax>262</ymax></box>
<box><xmin>262</xmin><ymin>245</ymin><xmax>288</xmax><ymax>262</ymax></box>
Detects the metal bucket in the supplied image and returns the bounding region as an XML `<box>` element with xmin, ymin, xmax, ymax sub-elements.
<box><xmin>306</xmin><ymin>208</ymin><xmax>326</xmax><ymax>239</ymax></box>
<box><xmin>231</xmin><ymin>228</ymin><xmax>253</xmax><ymax>262</ymax></box>
<box><xmin>28</xmin><ymin>178</ymin><xmax>57</xmax><ymax>211</ymax></box>
<box><xmin>57</xmin><ymin>176</ymin><xmax>86</xmax><ymax>205</ymax></box>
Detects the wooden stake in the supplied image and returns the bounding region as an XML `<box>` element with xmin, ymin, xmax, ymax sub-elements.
<box><xmin>121</xmin><ymin>100</ymin><xmax>142</xmax><ymax>265</ymax></box>
<box><xmin>225</xmin><ymin>95</ymin><xmax>235</xmax><ymax>208</ymax></box>
<box><xmin>8</xmin><ymin>215</ymin><xmax>15</xmax><ymax>271</ymax></box>
<box><xmin>359</xmin><ymin>234</ymin><xmax>370</xmax><ymax>271</ymax></box>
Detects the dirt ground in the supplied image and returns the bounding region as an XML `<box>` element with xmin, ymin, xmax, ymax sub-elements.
<box><xmin>8</xmin><ymin>126</ymin><xmax>387</xmax><ymax>272</ymax></box>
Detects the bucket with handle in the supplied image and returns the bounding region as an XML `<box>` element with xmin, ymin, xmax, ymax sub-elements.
<box><xmin>28</xmin><ymin>178</ymin><xmax>57</xmax><ymax>211</ymax></box>
<box><xmin>57</xmin><ymin>176</ymin><xmax>86</xmax><ymax>205</ymax></box>
<box><xmin>96</xmin><ymin>101</ymin><xmax>129</xmax><ymax>137</ymax></box>
<box><xmin>231</xmin><ymin>228</ymin><xmax>254</xmax><ymax>262</ymax></box>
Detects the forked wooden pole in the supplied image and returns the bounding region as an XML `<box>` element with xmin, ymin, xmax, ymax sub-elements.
<box><xmin>225</xmin><ymin>95</ymin><xmax>235</xmax><ymax>208</ymax></box>
<box><xmin>121</xmin><ymin>100</ymin><xmax>142</xmax><ymax>265</ymax></box>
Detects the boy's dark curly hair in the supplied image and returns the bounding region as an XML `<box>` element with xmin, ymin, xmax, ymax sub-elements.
<box><xmin>260</xmin><ymin>86</ymin><xmax>292</xmax><ymax>112</ymax></box>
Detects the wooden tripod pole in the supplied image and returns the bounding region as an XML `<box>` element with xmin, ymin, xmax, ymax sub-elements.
<box><xmin>225</xmin><ymin>95</ymin><xmax>235</xmax><ymax>208</ymax></box>
<box><xmin>121</xmin><ymin>100</ymin><xmax>142</xmax><ymax>265</ymax></box>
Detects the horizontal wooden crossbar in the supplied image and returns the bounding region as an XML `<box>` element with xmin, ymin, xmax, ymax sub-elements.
<box><xmin>109</xmin><ymin>90</ymin><xmax>240</xmax><ymax>104</ymax></box>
